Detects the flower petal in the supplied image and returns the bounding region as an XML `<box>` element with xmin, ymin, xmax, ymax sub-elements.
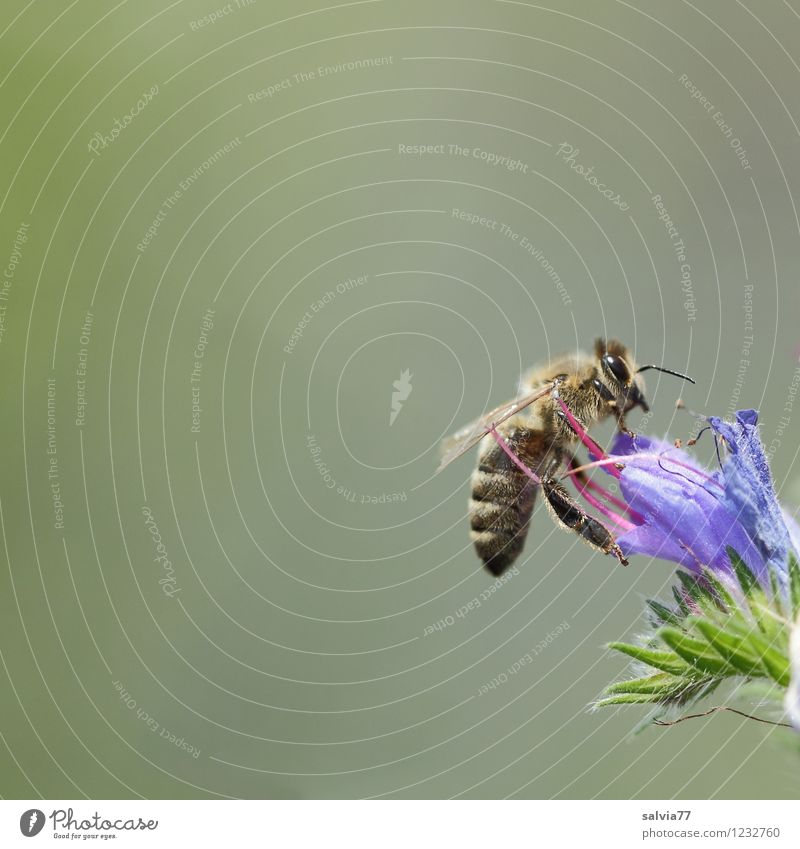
<box><xmin>708</xmin><ymin>410</ymin><xmax>797</xmax><ymax>581</ymax></box>
<box><xmin>616</xmin><ymin>462</ymin><xmax>765</xmax><ymax>579</ymax></box>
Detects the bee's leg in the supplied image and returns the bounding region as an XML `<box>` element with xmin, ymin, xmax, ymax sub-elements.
<box><xmin>614</xmin><ymin>412</ymin><xmax>634</xmax><ymax>437</ymax></box>
<box><xmin>566</xmin><ymin>457</ymin><xmax>639</xmax><ymax>526</ymax></box>
<box><xmin>541</xmin><ymin>477</ymin><xmax>628</xmax><ymax>565</ymax></box>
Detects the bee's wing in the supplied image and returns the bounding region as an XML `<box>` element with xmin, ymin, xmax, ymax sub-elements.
<box><xmin>437</xmin><ymin>381</ymin><xmax>555</xmax><ymax>472</ymax></box>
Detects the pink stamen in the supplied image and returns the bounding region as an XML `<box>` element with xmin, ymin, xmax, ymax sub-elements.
<box><xmin>568</xmin><ymin>458</ymin><xmax>645</xmax><ymax>525</ymax></box>
<box><xmin>565</xmin><ymin>452</ymin><xmax>724</xmax><ymax>489</ymax></box>
<box><xmin>487</xmin><ymin>426</ymin><xmax>637</xmax><ymax>531</ymax></box>
<box><xmin>556</xmin><ymin>396</ymin><xmax>621</xmax><ymax>479</ymax></box>
<box><xmin>488</xmin><ymin>426</ymin><xmax>541</xmax><ymax>484</ymax></box>
<box><xmin>570</xmin><ymin>472</ymin><xmax>637</xmax><ymax>531</ymax></box>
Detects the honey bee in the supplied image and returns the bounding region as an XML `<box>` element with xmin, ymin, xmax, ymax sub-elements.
<box><xmin>439</xmin><ymin>338</ymin><xmax>693</xmax><ymax>575</ymax></box>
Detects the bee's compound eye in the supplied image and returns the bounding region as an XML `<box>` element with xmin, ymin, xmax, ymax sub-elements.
<box><xmin>603</xmin><ymin>354</ymin><xmax>631</xmax><ymax>385</ymax></box>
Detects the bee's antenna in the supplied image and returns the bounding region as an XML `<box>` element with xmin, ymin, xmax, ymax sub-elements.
<box><xmin>675</xmin><ymin>399</ymin><xmax>719</xmax><ymax>461</ymax></box>
<box><xmin>636</xmin><ymin>365</ymin><xmax>696</xmax><ymax>384</ymax></box>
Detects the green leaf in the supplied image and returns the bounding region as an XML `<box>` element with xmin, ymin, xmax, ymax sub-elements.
<box><xmin>672</xmin><ymin>586</ymin><xmax>692</xmax><ymax>617</ymax></box>
<box><xmin>727</xmin><ymin>548</ymin><xmax>776</xmax><ymax>635</ymax></box>
<box><xmin>769</xmin><ymin>568</ymin><xmax>786</xmax><ymax>619</ymax></box>
<box><xmin>676</xmin><ymin>570</ymin><xmax>702</xmax><ymax>600</ymax></box>
<box><xmin>728</xmin><ymin>547</ymin><xmax>758</xmax><ymax>599</ymax></box>
<box><xmin>721</xmin><ymin>617</ymin><xmax>789</xmax><ymax>684</ymax></box>
<box><xmin>604</xmin><ymin>673</ymin><xmax>683</xmax><ymax>697</ymax></box>
<box><xmin>724</xmin><ymin>617</ymin><xmax>788</xmax><ymax>657</ymax></box>
<box><xmin>607</xmin><ymin>642</ymin><xmax>695</xmax><ymax>676</ymax></box>
<box><xmin>646</xmin><ymin>599</ymin><xmax>683</xmax><ymax>627</ymax></box>
<box><xmin>595</xmin><ymin>693</ymin><xmax>666</xmax><ymax>707</ymax></box>
<box><xmin>741</xmin><ymin>630</ymin><xmax>791</xmax><ymax>686</ymax></box>
<box><xmin>598</xmin><ymin>547</ymin><xmax>797</xmax><ymax>723</ymax></box>
<box><xmin>752</xmin><ymin>598</ymin><xmax>784</xmax><ymax>644</ymax></box>
<box><xmin>699</xmin><ymin>567</ymin><xmax>737</xmax><ymax>612</ymax></box>
<box><xmin>676</xmin><ymin>572</ymin><xmax>719</xmax><ymax>616</ymax></box>
<box><xmin>789</xmin><ymin>552</ymin><xmax>800</xmax><ymax>618</ymax></box>
<box><xmin>659</xmin><ymin>627</ymin><xmax>732</xmax><ymax>676</ymax></box>
<box><xmin>597</xmin><ymin>675</ymin><xmax>718</xmax><ymax>708</ymax></box>
<box><xmin>692</xmin><ymin>619</ymin><xmax>763</xmax><ymax>675</ymax></box>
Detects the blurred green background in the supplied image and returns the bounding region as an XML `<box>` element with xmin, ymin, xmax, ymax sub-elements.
<box><xmin>2</xmin><ymin>0</ymin><xmax>800</xmax><ymax>799</ymax></box>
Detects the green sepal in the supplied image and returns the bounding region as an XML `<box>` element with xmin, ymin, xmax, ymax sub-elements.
<box><xmin>604</xmin><ymin>673</ymin><xmax>683</xmax><ymax>697</ymax></box>
<box><xmin>597</xmin><ymin>547</ymin><xmax>796</xmax><ymax>722</ymax></box>
<box><xmin>768</xmin><ymin>568</ymin><xmax>786</xmax><ymax>619</ymax></box>
<box><xmin>691</xmin><ymin>619</ymin><xmax>762</xmax><ymax>675</ymax></box>
<box><xmin>728</xmin><ymin>547</ymin><xmax>758</xmax><ymax>599</ymax></box>
<box><xmin>607</xmin><ymin>642</ymin><xmax>695</xmax><ymax>677</ymax></box>
<box><xmin>723</xmin><ymin>614</ymin><xmax>784</xmax><ymax>644</ymax></box>
<box><xmin>659</xmin><ymin>627</ymin><xmax>732</xmax><ymax>676</ymax></box>
<box><xmin>646</xmin><ymin>599</ymin><xmax>683</xmax><ymax>627</ymax></box>
<box><xmin>789</xmin><ymin>552</ymin><xmax>800</xmax><ymax>618</ymax></box>
<box><xmin>595</xmin><ymin>693</ymin><xmax>668</xmax><ymax>707</ymax></box>
<box><xmin>675</xmin><ymin>572</ymin><xmax>719</xmax><ymax>616</ymax></box>
<box><xmin>727</xmin><ymin>547</ymin><xmax>776</xmax><ymax>634</ymax></box>
<box><xmin>699</xmin><ymin>567</ymin><xmax>737</xmax><ymax>612</ymax></box>
<box><xmin>672</xmin><ymin>586</ymin><xmax>692</xmax><ymax>617</ymax></box>
<box><xmin>740</xmin><ymin>630</ymin><xmax>791</xmax><ymax>686</ymax></box>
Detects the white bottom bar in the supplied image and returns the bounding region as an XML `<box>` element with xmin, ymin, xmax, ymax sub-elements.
<box><xmin>2</xmin><ymin>799</ymin><xmax>797</xmax><ymax>847</ymax></box>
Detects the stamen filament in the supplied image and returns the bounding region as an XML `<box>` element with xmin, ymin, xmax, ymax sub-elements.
<box><xmin>568</xmin><ymin>459</ymin><xmax>645</xmax><ymax>525</ymax></box>
<box><xmin>556</xmin><ymin>396</ymin><xmax>621</xmax><ymax>479</ymax></box>
<box><xmin>570</xmin><ymin>473</ymin><xmax>637</xmax><ymax>531</ymax></box>
<box><xmin>565</xmin><ymin>452</ymin><xmax>724</xmax><ymax>489</ymax></box>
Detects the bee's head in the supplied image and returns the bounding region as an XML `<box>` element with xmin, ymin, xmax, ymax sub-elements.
<box><xmin>593</xmin><ymin>338</ymin><xmax>649</xmax><ymax>414</ymax></box>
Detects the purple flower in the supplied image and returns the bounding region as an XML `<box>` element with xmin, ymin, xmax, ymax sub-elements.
<box><xmin>594</xmin><ymin>409</ymin><xmax>800</xmax><ymax>729</ymax></box>
<box><xmin>605</xmin><ymin>409</ymin><xmax>796</xmax><ymax>586</ymax></box>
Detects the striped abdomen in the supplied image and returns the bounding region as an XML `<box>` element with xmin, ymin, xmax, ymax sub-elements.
<box><xmin>469</xmin><ymin>425</ymin><xmax>548</xmax><ymax>575</ymax></box>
